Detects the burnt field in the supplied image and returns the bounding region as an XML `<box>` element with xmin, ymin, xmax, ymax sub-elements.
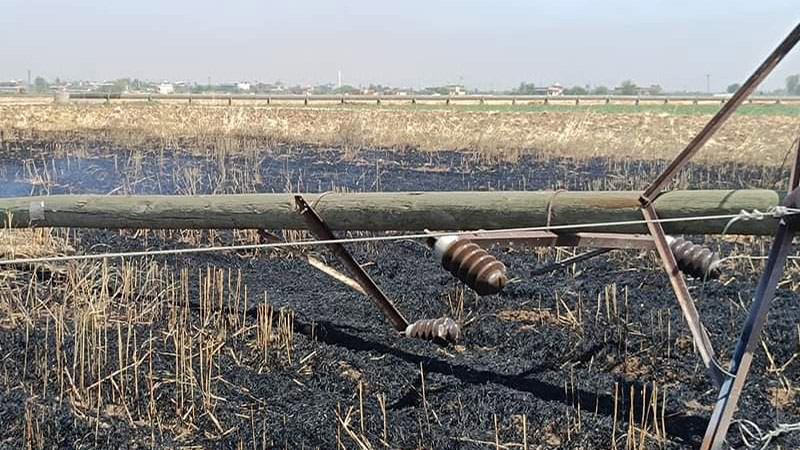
<box><xmin>1</xmin><ymin>143</ymin><xmax>799</xmax><ymax>450</ymax></box>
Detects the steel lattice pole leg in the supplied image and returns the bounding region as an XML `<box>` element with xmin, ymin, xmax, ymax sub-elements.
<box><xmin>700</xmin><ymin>219</ymin><xmax>796</xmax><ymax>449</ymax></box>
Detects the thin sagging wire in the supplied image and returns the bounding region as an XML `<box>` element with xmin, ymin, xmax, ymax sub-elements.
<box><xmin>0</xmin><ymin>210</ymin><xmax>794</xmax><ymax>266</ymax></box>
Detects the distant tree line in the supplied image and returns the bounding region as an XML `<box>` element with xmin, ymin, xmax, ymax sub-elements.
<box><xmin>787</xmin><ymin>75</ymin><xmax>800</xmax><ymax>95</ymax></box>
<box><xmin>33</xmin><ymin>77</ymin><xmax>49</xmax><ymax>93</ymax></box>
<box><xmin>725</xmin><ymin>75</ymin><xmax>800</xmax><ymax>95</ymax></box>
<box><xmin>510</xmin><ymin>77</ymin><xmax>800</xmax><ymax>96</ymax></box>
<box><xmin>512</xmin><ymin>82</ymin><xmax>537</xmax><ymax>95</ymax></box>
<box><xmin>18</xmin><ymin>74</ymin><xmax>800</xmax><ymax>96</ymax></box>
<box><xmin>512</xmin><ymin>80</ymin><xmax>661</xmax><ymax>96</ymax></box>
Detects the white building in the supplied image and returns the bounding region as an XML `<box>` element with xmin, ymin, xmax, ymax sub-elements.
<box><xmin>532</xmin><ymin>83</ymin><xmax>564</xmax><ymax>96</ymax></box>
<box><xmin>158</xmin><ymin>83</ymin><xmax>174</xmax><ymax>95</ymax></box>
<box><xmin>237</xmin><ymin>82</ymin><xmax>251</xmax><ymax>91</ymax></box>
<box><xmin>447</xmin><ymin>84</ymin><xmax>466</xmax><ymax>96</ymax></box>
<box><xmin>0</xmin><ymin>80</ymin><xmax>25</xmax><ymax>94</ymax></box>
<box><xmin>548</xmin><ymin>83</ymin><xmax>564</xmax><ymax>96</ymax></box>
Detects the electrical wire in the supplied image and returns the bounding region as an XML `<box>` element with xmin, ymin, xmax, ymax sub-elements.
<box><xmin>734</xmin><ymin>419</ymin><xmax>800</xmax><ymax>450</ymax></box>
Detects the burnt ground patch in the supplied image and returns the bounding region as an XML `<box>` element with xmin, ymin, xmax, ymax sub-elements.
<box><xmin>0</xmin><ymin>143</ymin><xmax>799</xmax><ymax>449</ymax></box>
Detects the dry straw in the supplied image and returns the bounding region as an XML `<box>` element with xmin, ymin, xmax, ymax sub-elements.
<box><xmin>1</xmin><ymin>103</ymin><xmax>799</xmax><ymax>164</ymax></box>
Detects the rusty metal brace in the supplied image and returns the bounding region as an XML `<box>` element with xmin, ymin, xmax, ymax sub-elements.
<box><xmin>294</xmin><ymin>195</ymin><xmax>409</xmax><ymax>332</ymax></box>
<box><xmin>643</xmin><ymin>204</ymin><xmax>725</xmax><ymax>387</ymax></box>
<box><xmin>466</xmin><ymin>230</ymin><xmax>653</xmax><ymax>278</ymax></box>
<box><xmin>529</xmin><ymin>248</ymin><xmax>613</xmax><ymax>277</ymax></box>
<box><xmin>700</xmin><ymin>139</ymin><xmax>800</xmax><ymax>450</ymax></box>
<box><xmin>467</xmin><ymin>231</ymin><xmax>655</xmax><ymax>250</ymax></box>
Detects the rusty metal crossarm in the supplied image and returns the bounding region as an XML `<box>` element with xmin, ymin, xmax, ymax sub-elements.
<box><xmin>467</xmin><ymin>231</ymin><xmax>655</xmax><ymax>250</ymax></box>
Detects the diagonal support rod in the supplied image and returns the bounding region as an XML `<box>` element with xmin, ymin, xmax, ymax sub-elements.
<box><xmin>530</xmin><ymin>248</ymin><xmax>612</xmax><ymax>277</ymax></box>
<box><xmin>701</xmin><ymin>219</ymin><xmax>796</xmax><ymax>449</ymax></box>
<box><xmin>642</xmin><ymin>204</ymin><xmax>724</xmax><ymax>388</ymax></box>
<box><xmin>641</xmin><ymin>22</ymin><xmax>800</xmax><ymax>205</ymax></box>
<box><xmin>701</xmin><ymin>138</ymin><xmax>800</xmax><ymax>449</ymax></box>
<box><xmin>295</xmin><ymin>195</ymin><xmax>409</xmax><ymax>332</ymax></box>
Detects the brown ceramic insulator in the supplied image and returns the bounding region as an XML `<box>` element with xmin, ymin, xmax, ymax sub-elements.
<box><xmin>668</xmin><ymin>236</ymin><xmax>721</xmax><ymax>279</ymax></box>
<box><xmin>405</xmin><ymin>317</ymin><xmax>461</xmax><ymax>343</ymax></box>
<box><xmin>440</xmin><ymin>238</ymin><xmax>507</xmax><ymax>295</ymax></box>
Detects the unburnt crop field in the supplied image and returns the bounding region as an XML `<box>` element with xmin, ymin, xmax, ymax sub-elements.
<box><xmin>0</xmin><ymin>104</ymin><xmax>799</xmax><ymax>449</ymax></box>
<box><xmin>2</xmin><ymin>102</ymin><xmax>800</xmax><ymax>164</ymax></box>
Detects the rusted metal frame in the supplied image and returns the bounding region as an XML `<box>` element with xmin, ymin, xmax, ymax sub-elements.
<box><xmin>701</xmin><ymin>142</ymin><xmax>800</xmax><ymax>449</ymax></box>
<box><xmin>641</xmin><ymin>23</ymin><xmax>800</xmax><ymax>205</ymax></box>
<box><xmin>700</xmin><ymin>218</ymin><xmax>796</xmax><ymax>450</ymax></box>
<box><xmin>294</xmin><ymin>195</ymin><xmax>409</xmax><ymax>332</ymax></box>
<box><xmin>642</xmin><ymin>204</ymin><xmax>725</xmax><ymax>388</ymax></box>
<box><xmin>467</xmin><ymin>231</ymin><xmax>655</xmax><ymax>250</ymax></box>
<box><xmin>530</xmin><ymin>248</ymin><xmax>613</xmax><ymax>277</ymax></box>
<box><xmin>790</xmin><ymin>138</ymin><xmax>800</xmax><ymax>188</ymax></box>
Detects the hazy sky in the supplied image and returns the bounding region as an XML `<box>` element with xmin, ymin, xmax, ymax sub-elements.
<box><xmin>2</xmin><ymin>1</ymin><xmax>799</xmax><ymax>91</ymax></box>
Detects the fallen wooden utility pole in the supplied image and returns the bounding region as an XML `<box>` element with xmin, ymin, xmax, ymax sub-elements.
<box><xmin>0</xmin><ymin>189</ymin><xmax>787</xmax><ymax>235</ymax></box>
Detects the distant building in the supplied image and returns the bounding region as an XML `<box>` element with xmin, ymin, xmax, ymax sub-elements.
<box><xmin>61</xmin><ymin>81</ymin><xmax>92</xmax><ymax>94</ymax></box>
<box><xmin>158</xmin><ymin>83</ymin><xmax>174</xmax><ymax>95</ymax></box>
<box><xmin>0</xmin><ymin>80</ymin><xmax>25</xmax><ymax>94</ymax></box>
<box><xmin>533</xmin><ymin>83</ymin><xmax>564</xmax><ymax>96</ymax></box>
<box><xmin>641</xmin><ymin>84</ymin><xmax>663</xmax><ymax>96</ymax></box>
<box><xmin>237</xmin><ymin>82</ymin><xmax>251</xmax><ymax>91</ymax></box>
<box><xmin>93</xmin><ymin>81</ymin><xmax>116</xmax><ymax>92</ymax></box>
<box><xmin>447</xmin><ymin>84</ymin><xmax>466</xmax><ymax>96</ymax></box>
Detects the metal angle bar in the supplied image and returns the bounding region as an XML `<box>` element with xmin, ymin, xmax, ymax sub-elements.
<box><xmin>530</xmin><ymin>248</ymin><xmax>613</xmax><ymax>277</ymax></box>
<box><xmin>294</xmin><ymin>195</ymin><xmax>409</xmax><ymax>332</ymax></box>
<box><xmin>641</xmin><ymin>22</ymin><xmax>800</xmax><ymax>204</ymax></box>
<box><xmin>700</xmin><ymin>220</ymin><xmax>796</xmax><ymax>450</ymax></box>
<box><xmin>642</xmin><ymin>204</ymin><xmax>724</xmax><ymax>388</ymax></box>
<box><xmin>562</xmin><ymin>232</ymin><xmax>655</xmax><ymax>249</ymax></box>
<box><xmin>257</xmin><ymin>229</ymin><xmax>369</xmax><ymax>296</ymax></box>
<box><xmin>467</xmin><ymin>231</ymin><xmax>655</xmax><ymax>250</ymax></box>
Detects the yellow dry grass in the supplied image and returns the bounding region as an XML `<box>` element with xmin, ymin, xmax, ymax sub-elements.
<box><xmin>0</xmin><ymin>228</ymin><xmax>73</xmax><ymax>260</ymax></box>
<box><xmin>0</xmin><ymin>229</ymin><xmax>74</xmax><ymax>278</ymax></box>
<box><xmin>1</xmin><ymin>103</ymin><xmax>799</xmax><ymax>164</ymax></box>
